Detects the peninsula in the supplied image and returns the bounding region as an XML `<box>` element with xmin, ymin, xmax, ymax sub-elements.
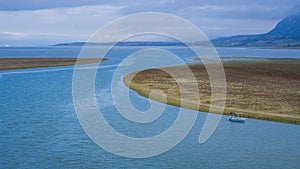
<box><xmin>124</xmin><ymin>58</ymin><xmax>300</xmax><ymax>125</ymax></box>
<box><xmin>0</xmin><ymin>58</ymin><xmax>107</xmax><ymax>70</ymax></box>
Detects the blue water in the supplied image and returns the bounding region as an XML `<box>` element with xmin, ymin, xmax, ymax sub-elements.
<box><xmin>1</xmin><ymin>46</ymin><xmax>300</xmax><ymax>58</ymax></box>
<box><xmin>0</xmin><ymin>47</ymin><xmax>299</xmax><ymax>168</ymax></box>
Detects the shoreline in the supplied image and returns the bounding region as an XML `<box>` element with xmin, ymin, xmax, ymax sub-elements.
<box><xmin>124</xmin><ymin>58</ymin><xmax>300</xmax><ymax>125</ymax></box>
<box><xmin>0</xmin><ymin>58</ymin><xmax>108</xmax><ymax>71</ymax></box>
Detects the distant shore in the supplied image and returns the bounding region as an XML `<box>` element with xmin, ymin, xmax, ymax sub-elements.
<box><xmin>0</xmin><ymin>58</ymin><xmax>108</xmax><ymax>70</ymax></box>
<box><xmin>124</xmin><ymin>58</ymin><xmax>300</xmax><ymax>125</ymax></box>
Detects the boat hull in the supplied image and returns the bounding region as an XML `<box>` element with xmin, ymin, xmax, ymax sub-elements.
<box><xmin>229</xmin><ymin>118</ymin><xmax>245</xmax><ymax>123</ymax></box>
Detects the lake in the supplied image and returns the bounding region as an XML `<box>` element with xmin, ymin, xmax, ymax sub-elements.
<box><xmin>0</xmin><ymin>46</ymin><xmax>299</xmax><ymax>168</ymax></box>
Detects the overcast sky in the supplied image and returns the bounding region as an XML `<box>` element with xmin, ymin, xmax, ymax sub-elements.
<box><xmin>0</xmin><ymin>0</ymin><xmax>299</xmax><ymax>45</ymax></box>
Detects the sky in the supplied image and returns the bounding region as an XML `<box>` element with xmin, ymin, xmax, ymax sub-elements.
<box><xmin>0</xmin><ymin>0</ymin><xmax>299</xmax><ymax>46</ymax></box>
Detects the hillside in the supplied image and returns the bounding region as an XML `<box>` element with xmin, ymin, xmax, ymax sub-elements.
<box><xmin>52</xmin><ymin>14</ymin><xmax>300</xmax><ymax>48</ymax></box>
<box><xmin>212</xmin><ymin>14</ymin><xmax>300</xmax><ymax>48</ymax></box>
<box><xmin>52</xmin><ymin>41</ymin><xmax>186</xmax><ymax>46</ymax></box>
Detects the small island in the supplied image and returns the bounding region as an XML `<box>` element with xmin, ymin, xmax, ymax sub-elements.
<box><xmin>124</xmin><ymin>58</ymin><xmax>300</xmax><ymax>125</ymax></box>
<box><xmin>0</xmin><ymin>58</ymin><xmax>108</xmax><ymax>70</ymax></box>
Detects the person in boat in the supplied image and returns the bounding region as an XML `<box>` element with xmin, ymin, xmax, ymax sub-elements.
<box><xmin>229</xmin><ymin>112</ymin><xmax>236</xmax><ymax>117</ymax></box>
<box><xmin>230</xmin><ymin>112</ymin><xmax>236</xmax><ymax>115</ymax></box>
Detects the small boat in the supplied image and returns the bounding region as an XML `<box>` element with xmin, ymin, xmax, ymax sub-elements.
<box><xmin>229</xmin><ymin>112</ymin><xmax>246</xmax><ymax>123</ymax></box>
<box><xmin>229</xmin><ymin>116</ymin><xmax>246</xmax><ymax>123</ymax></box>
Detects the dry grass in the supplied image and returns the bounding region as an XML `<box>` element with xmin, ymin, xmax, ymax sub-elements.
<box><xmin>0</xmin><ymin>58</ymin><xmax>107</xmax><ymax>70</ymax></box>
<box><xmin>124</xmin><ymin>59</ymin><xmax>300</xmax><ymax>125</ymax></box>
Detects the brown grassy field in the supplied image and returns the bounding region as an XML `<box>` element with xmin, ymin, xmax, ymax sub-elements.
<box><xmin>124</xmin><ymin>59</ymin><xmax>300</xmax><ymax>125</ymax></box>
<box><xmin>0</xmin><ymin>58</ymin><xmax>107</xmax><ymax>70</ymax></box>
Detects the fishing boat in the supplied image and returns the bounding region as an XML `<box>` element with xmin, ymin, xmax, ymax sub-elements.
<box><xmin>229</xmin><ymin>112</ymin><xmax>246</xmax><ymax>123</ymax></box>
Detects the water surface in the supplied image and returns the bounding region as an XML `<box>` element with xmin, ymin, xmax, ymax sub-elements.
<box><xmin>0</xmin><ymin>47</ymin><xmax>299</xmax><ymax>168</ymax></box>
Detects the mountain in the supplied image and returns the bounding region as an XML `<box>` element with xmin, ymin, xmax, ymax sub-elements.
<box><xmin>52</xmin><ymin>41</ymin><xmax>187</xmax><ymax>46</ymax></box>
<box><xmin>53</xmin><ymin>14</ymin><xmax>300</xmax><ymax>48</ymax></box>
<box><xmin>212</xmin><ymin>14</ymin><xmax>300</xmax><ymax>48</ymax></box>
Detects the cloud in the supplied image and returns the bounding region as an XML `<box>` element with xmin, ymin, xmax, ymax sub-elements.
<box><xmin>0</xmin><ymin>0</ymin><xmax>300</xmax><ymax>45</ymax></box>
<box><xmin>0</xmin><ymin>0</ymin><xmax>103</xmax><ymax>11</ymax></box>
<box><xmin>0</xmin><ymin>5</ymin><xmax>124</xmax><ymax>45</ymax></box>
<box><xmin>180</xmin><ymin>4</ymin><xmax>297</xmax><ymax>20</ymax></box>
<box><xmin>194</xmin><ymin>17</ymin><xmax>278</xmax><ymax>38</ymax></box>
<box><xmin>0</xmin><ymin>31</ymin><xmax>27</xmax><ymax>37</ymax></box>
